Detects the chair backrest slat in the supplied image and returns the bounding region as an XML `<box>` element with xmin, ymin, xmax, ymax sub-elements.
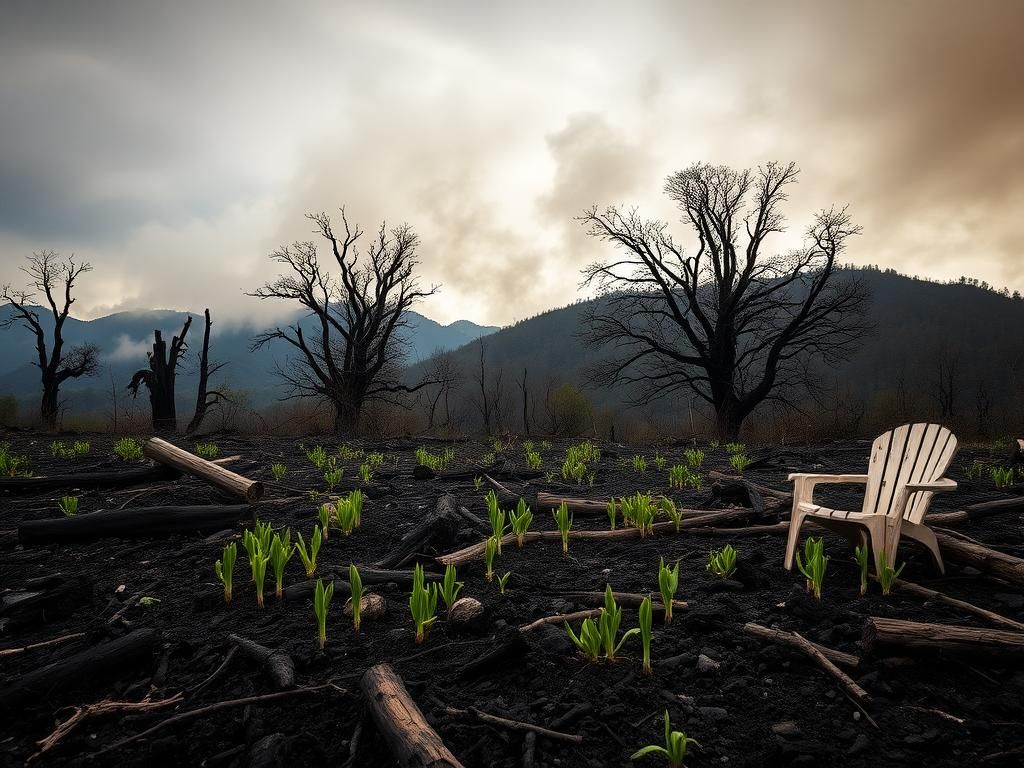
<box><xmin>861</xmin><ymin>423</ymin><xmax>957</xmax><ymax>521</ymax></box>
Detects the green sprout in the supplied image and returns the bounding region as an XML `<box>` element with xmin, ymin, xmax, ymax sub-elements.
<box><xmin>58</xmin><ymin>495</ymin><xmax>79</xmax><ymax>517</ymax></box>
<box><xmin>409</xmin><ymin>563</ymin><xmax>439</xmax><ymax>643</ymax></box>
<box><xmin>565</xmin><ymin>616</ymin><xmax>602</xmax><ymax>660</ymax></box>
<box><xmin>349</xmin><ymin>488</ymin><xmax>364</xmax><ymax>527</ymax></box>
<box><xmin>639</xmin><ymin>595</ymin><xmax>653</xmax><ymax>675</ymax></box>
<box><xmin>633</xmin><ymin>455</ymin><xmax>648</xmax><ymax>473</ymax></box>
<box><xmin>214</xmin><ymin>542</ymin><xmax>236</xmax><ymax>603</ymax></box>
<box><xmin>607</xmin><ymin>499</ymin><xmax>617</xmax><ymax>531</ymax></box>
<box><xmin>653</xmin><ymin>453</ymin><xmax>666</xmax><ymax>471</ymax></box>
<box><xmin>318</xmin><ymin>503</ymin><xmax>332</xmax><ymax>540</ymax></box>
<box><xmin>138</xmin><ymin>596</ymin><xmax>160</xmax><ymax>607</ymax></box>
<box><xmin>795</xmin><ymin>536</ymin><xmax>828</xmax><ymax>599</ymax></box>
<box><xmin>313</xmin><ymin>578</ymin><xmax>334</xmax><ymax>650</ymax></box>
<box><xmin>294</xmin><ymin>526</ymin><xmax>322</xmax><ymax>577</ymax></box>
<box><xmin>336</xmin><ymin>495</ymin><xmax>358</xmax><ymax>535</ymax></box>
<box><xmin>323</xmin><ymin>464</ymin><xmax>343</xmax><ymax>491</ymax></box>
<box><xmin>963</xmin><ymin>460</ymin><xmax>985</xmax><ymax>480</ymax></box>
<box><xmin>439</xmin><ymin>563</ymin><xmax>463</xmax><ymax>616</ymax></box>
<box><xmin>540</xmin><ymin>439</ymin><xmax>552</xmax><ymax>451</ymax></box>
<box><xmin>706</xmin><ymin>545</ymin><xmax>738</xmax><ymax>579</ymax></box>
<box><xmin>496</xmin><ymin>571</ymin><xmax>511</xmax><ymax>594</ymax></box>
<box><xmin>566</xmin><ymin>586</ymin><xmax>638</xmax><ymax>662</ymax></box>
<box><xmin>620</xmin><ymin>492</ymin><xmax>655</xmax><ymax>537</ymax></box>
<box><xmin>853</xmin><ymin>544</ymin><xmax>869</xmax><ymax>596</ymax></box>
<box><xmin>658</xmin><ymin>557</ymin><xmax>679</xmax><ymax>624</ymax></box>
<box><xmin>991</xmin><ymin>466</ymin><xmax>1016</xmax><ymax>488</ymax></box>
<box><xmin>349</xmin><ymin>564</ymin><xmax>363</xmax><ymax>632</ymax></box>
<box><xmin>876</xmin><ymin>551</ymin><xmax>905</xmax><ymax>595</ymax></box>
<box><xmin>552</xmin><ymin>501</ymin><xmax>572</xmax><ymax>555</ymax></box>
<box><xmin>337</xmin><ymin>444</ymin><xmax>365</xmax><ymax>461</ymax></box>
<box><xmin>724</xmin><ymin>442</ymin><xmax>746</xmax><ymax>456</ymax></box>
<box><xmin>660</xmin><ymin>497</ymin><xmax>681</xmax><ymax>532</ymax></box>
<box><xmin>358</xmin><ymin>463</ymin><xmax>372</xmax><ymax>483</ymax></box>
<box><xmin>270</xmin><ymin>463</ymin><xmax>287</xmax><ymax>481</ymax></box>
<box><xmin>50</xmin><ymin>440</ymin><xmax>64</xmax><ymax>458</ymax></box>
<box><xmin>683</xmin><ymin>448</ymin><xmax>704</xmax><ymax>468</ymax></box>
<box><xmin>269</xmin><ymin>529</ymin><xmax>294</xmax><ymax>600</ymax></box>
<box><xmin>194</xmin><ymin>442</ymin><xmax>219</xmax><ymax>459</ymax></box>
<box><xmin>485</xmin><ymin>490</ymin><xmax>506</xmax><ymax>553</ymax></box>
<box><xmin>525</xmin><ymin>450</ymin><xmax>542</xmax><ymax>469</ymax></box>
<box><xmin>416</xmin><ymin>446</ymin><xmax>455</xmax><ymax>471</ymax></box>
<box><xmin>365</xmin><ymin>451</ymin><xmax>385</xmax><ymax>467</ymax></box>
<box><xmin>523</xmin><ymin>440</ymin><xmax>534</xmax><ymax>453</ymax></box>
<box><xmin>307</xmin><ymin>445</ymin><xmax>327</xmax><ymax>469</ymax></box>
<box><xmin>668</xmin><ymin>465</ymin><xmax>702</xmax><ymax>490</ymax></box>
<box><xmin>52</xmin><ymin>440</ymin><xmax>90</xmax><ymax>459</ymax></box>
<box><xmin>481</xmin><ymin>451</ymin><xmax>496</xmax><ymax>466</ymax></box>
<box><xmin>543</xmin><ymin>471</ymin><xmax>555</xmax><ymax>483</ymax></box>
<box><xmin>306</xmin><ymin>489</ymin><xmax>321</xmax><ymax>503</ymax></box>
<box><xmin>729</xmin><ymin>454</ymin><xmax>751</xmax><ymax>473</ymax></box>
<box><xmin>243</xmin><ymin>528</ymin><xmax>271</xmax><ymax>608</ymax></box>
<box><xmin>509</xmin><ymin>498</ymin><xmax>533</xmax><ymax>547</ymax></box>
<box><xmin>709</xmin><ymin>439</ymin><xmax>720</xmax><ymax>450</ymax></box>
<box><xmin>113</xmin><ymin>437</ymin><xmax>143</xmax><ymax>462</ymax></box>
<box><xmin>72</xmin><ymin>440</ymin><xmax>90</xmax><ymax>457</ymax></box>
<box><xmin>484</xmin><ymin>536</ymin><xmax>499</xmax><ymax>582</ymax></box>
<box><xmin>473</xmin><ymin>476</ymin><xmax>483</xmax><ymax>491</ymax></box>
<box><xmin>631</xmin><ymin>711</ymin><xmax>699</xmax><ymax>767</ymax></box>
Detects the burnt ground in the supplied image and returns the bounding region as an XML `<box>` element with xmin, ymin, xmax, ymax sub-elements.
<box><xmin>1</xmin><ymin>432</ymin><xmax>1022</xmax><ymax>768</ymax></box>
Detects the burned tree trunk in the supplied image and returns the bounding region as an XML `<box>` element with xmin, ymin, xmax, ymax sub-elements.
<box><xmin>185</xmin><ymin>309</ymin><xmax>228</xmax><ymax>435</ymax></box>
<box><xmin>128</xmin><ymin>317</ymin><xmax>192</xmax><ymax>433</ymax></box>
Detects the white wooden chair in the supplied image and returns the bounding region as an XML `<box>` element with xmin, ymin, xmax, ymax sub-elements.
<box><xmin>784</xmin><ymin>423</ymin><xmax>958</xmax><ymax>574</ymax></box>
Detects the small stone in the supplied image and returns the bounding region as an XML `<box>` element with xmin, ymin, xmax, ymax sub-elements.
<box><xmin>847</xmin><ymin>734</ymin><xmax>871</xmax><ymax>755</ymax></box>
<box><xmin>698</xmin><ymin>706</ymin><xmax>729</xmax><ymax>722</ymax></box>
<box><xmin>344</xmin><ymin>592</ymin><xmax>386</xmax><ymax>621</ymax></box>
<box><xmin>771</xmin><ymin>721</ymin><xmax>802</xmax><ymax>738</ymax></box>
<box><xmin>447</xmin><ymin>597</ymin><xmax>487</xmax><ymax>631</ymax></box>
<box><xmin>696</xmin><ymin>654</ymin><xmax>721</xmax><ymax>673</ymax></box>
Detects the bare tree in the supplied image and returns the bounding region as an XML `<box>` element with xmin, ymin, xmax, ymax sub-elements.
<box><xmin>1</xmin><ymin>251</ymin><xmax>99</xmax><ymax>429</ymax></box>
<box><xmin>128</xmin><ymin>316</ymin><xmax>192</xmax><ymax>432</ymax></box>
<box><xmin>250</xmin><ymin>209</ymin><xmax>438</xmax><ymax>433</ymax></box>
<box><xmin>416</xmin><ymin>349</ymin><xmax>460</xmax><ymax>432</ymax></box>
<box><xmin>185</xmin><ymin>309</ymin><xmax>230</xmax><ymax>435</ymax></box>
<box><xmin>579</xmin><ymin>162</ymin><xmax>870</xmax><ymax>439</ymax></box>
<box><xmin>470</xmin><ymin>337</ymin><xmax>508</xmax><ymax>434</ymax></box>
<box><xmin>516</xmin><ymin>367</ymin><xmax>531</xmax><ymax>436</ymax></box>
<box><xmin>934</xmin><ymin>348</ymin><xmax>959</xmax><ymax>419</ymax></box>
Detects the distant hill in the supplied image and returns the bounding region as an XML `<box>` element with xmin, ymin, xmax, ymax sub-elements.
<box><xmin>0</xmin><ymin>307</ymin><xmax>498</xmax><ymax>415</ymax></box>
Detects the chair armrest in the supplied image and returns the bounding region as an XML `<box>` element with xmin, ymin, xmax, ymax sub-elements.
<box><xmin>787</xmin><ymin>473</ymin><xmax>869</xmax><ymax>484</ymax></box>
<box><xmin>905</xmin><ymin>477</ymin><xmax>957</xmax><ymax>493</ymax></box>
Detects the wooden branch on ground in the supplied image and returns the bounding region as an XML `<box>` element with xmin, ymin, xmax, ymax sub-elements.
<box><xmin>863</xmin><ymin>617</ymin><xmax>1024</xmax><ymax>658</ymax></box>
<box><xmin>144</xmin><ymin>437</ymin><xmax>263</xmax><ymax>502</ymax></box>
<box><xmin>361</xmin><ymin>663</ymin><xmax>465</xmax><ymax>768</ymax></box>
<box><xmin>933</xmin><ymin>528</ymin><xmax>1024</xmax><ymax>587</ymax></box>
<box><xmin>520</xmin><ymin>609</ymin><xmax>603</xmax><ymax>633</ymax></box>
<box><xmin>0</xmin><ymin>465</ymin><xmax>179</xmax><ymax>495</ymax></box>
<box><xmin>18</xmin><ymin>505</ymin><xmax>255</xmax><ymax>546</ymax></box>
<box><xmin>442</xmin><ymin>705</ymin><xmax>583</xmax><ymax>744</ymax></box>
<box><xmin>928</xmin><ymin>496</ymin><xmax>1024</xmax><ymax>525</ymax></box>
<box><xmin>0</xmin><ymin>632</ymin><xmax>86</xmax><ymax>658</ymax></box>
<box><xmin>740</xmin><ymin>622</ymin><xmax>859</xmax><ymax>668</ymax></box>
<box><xmin>375</xmin><ymin>494</ymin><xmax>461</xmax><ymax>569</ymax></box>
<box><xmin>892</xmin><ymin>580</ymin><xmax>1024</xmax><ymax>632</ymax></box>
<box><xmin>228</xmin><ymin>634</ymin><xmax>295</xmax><ymax>690</ymax></box>
<box><xmin>789</xmin><ymin>630</ymin><xmax>871</xmax><ymax>704</ymax></box>
<box><xmin>436</xmin><ymin>508</ymin><xmax>757</xmax><ymax>567</ymax></box>
<box><xmin>0</xmin><ymin>629</ymin><xmax>158</xmax><ymax>708</ymax></box>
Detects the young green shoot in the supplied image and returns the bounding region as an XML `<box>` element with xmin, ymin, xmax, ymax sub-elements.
<box><xmin>336</xmin><ymin>494</ymin><xmax>358</xmax><ymax>535</ymax></box>
<box><xmin>991</xmin><ymin>466</ymin><xmax>1016</xmax><ymax>488</ymax></box>
<box><xmin>243</xmin><ymin>529</ymin><xmax>271</xmax><ymax>608</ymax></box>
<box><xmin>598</xmin><ymin>585</ymin><xmax>639</xmax><ymax>660</ymax></box>
<box><xmin>337</xmin><ymin>444</ymin><xmax>365</xmax><ymax>461</ymax></box>
<box><xmin>639</xmin><ymin>595</ymin><xmax>653</xmax><ymax>675</ymax></box>
<box><xmin>633</xmin><ymin>454</ymin><xmax>648</xmax><ymax>473</ymax></box>
<box><xmin>658</xmin><ymin>557</ymin><xmax>679</xmax><ymax>624</ymax></box>
<box><xmin>607</xmin><ymin>499</ymin><xmax>617</xmax><ymax>531</ymax></box>
<box><xmin>318</xmin><ymin>503</ymin><xmax>332</xmax><ymax>540</ymax></box>
<box><xmin>565</xmin><ymin>616</ymin><xmax>602</xmax><ymax>661</ymax></box>
<box><xmin>706</xmin><ymin>545</ymin><xmax>738</xmax><ymax>579</ymax></box>
<box><xmin>409</xmin><ymin>563</ymin><xmax>439</xmax><ymax>643</ymax></box>
<box><xmin>631</xmin><ymin>711</ymin><xmax>699</xmax><ymax>767</ymax></box>
<box><xmin>294</xmin><ymin>526</ymin><xmax>322</xmax><ymax>577</ymax></box>
<box><xmin>214</xmin><ymin>542</ymin><xmax>237</xmax><ymax>603</ymax></box>
<box><xmin>510</xmin><ymin>498</ymin><xmax>533</xmax><ymax>546</ymax></box>
<box><xmin>349</xmin><ymin>564</ymin><xmax>364</xmax><ymax>632</ymax></box>
<box><xmin>323</xmin><ymin>465</ymin><xmax>343</xmax><ymax>491</ymax></box>
<box><xmin>439</xmin><ymin>562</ymin><xmax>463</xmax><ymax>616</ymax></box>
<box><xmin>876</xmin><ymin>551</ymin><xmax>906</xmax><ymax>595</ymax></box>
<box><xmin>853</xmin><ymin>544</ymin><xmax>869</xmax><ymax>596</ymax></box>
<box><xmin>795</xmin><ymin>536</ymin><xmax>829</xmax><ymax>599</ymax></box>
<box><xmin>653</xmin><ymin>453</ymin><xmax>666</xmax><ymax>471</ymax></box>
<box><xmin>497</xmin><ymin>571</ymin><xmax>511</xmax><ymax>594</ymax></box>
<box><xmin>485</xmin><ymin>490</ymin><xmax>506</xmax><ymax>553</ymax></box>
<box><xmin>660</xmin><ymin>497</ymin><xmax>681</xmax><ymax>532</ymax></box>
<box><xmin>58</xmin><ymin>495</ymin><xmax>79</xmax><ymax>517</ymax></box>
<box><xmin>683</xmin><ymin>448</ymin><xmax>704</xmax><ymax>468</ymax></box>
<box><xmin>729</xmin><ymin>454</ymin><xmax>751</xmax><ymax>473</ymax></box>
<box><xmin>552</xmin><ymin>501</ymin><xmax>572</xmax><ymax>555</ymax></box>
<box><xmin>271</xmin><ymin>463</ymin><xmax>287</xmax><ymax>481</ymax></box>
<box><xmin>359</xmin><ymin>463</ymin><xmax>372</xmax><ymax>483</ymax></box>
<box><xmin>473</xmin><ymin>476</ymin><xmax>483</xmax><ymax>491</ymax></box>
<box><xmin>269</xmin><ymin>529</ymin><xmax>293</xmax><ymax>600</ymax></box>
<box><xmin>484</xmin><ymin>536</ymin><xmax>499</xmax><ymax>582</ymax></box>
<box><xmin>313</xmin><ymin>578</ymin><xmax>334</xmax><ymax>650</ymax></box>
<box><xmin>113</xmin><ymin>437</ymin><xmax>143</xmax><ymax>462</ymax></box>
<box><xmin>525</xmin><ymin>450</ymin><xmax>542</xmax><ymax>469</ymax></box>
<box><xmin>307</xmin><ymin>445</ymin><xmax>327</xmax><ymax>469</ymax></box>
<box><xmin>194</xmin><ymin>442</ymin><xmax>219</xmax><ymax>459</ymax></box>
<box><xmin>724</xmin><ymin>442</ymin><xmax>746</xmax><ymax>456</ymax></box>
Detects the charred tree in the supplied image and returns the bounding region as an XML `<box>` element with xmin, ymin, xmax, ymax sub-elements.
<box><xmin>579</xmin><ymin>162</ymin><xmax>871</xmax><ymax>440</ymax></box>
<box><xmin>0</xmin><ymin>251</ymin><xmax>100</xmax><ymax>429</ymax></box>
<box><xmin>128</xmin><ymin>316</ymin><xmax>192</xmax><ymax>432</ymax></box>
<box><xmin>185</xmin><ymin>308</ymin><xmax>229</xmax><ymax>435</ymax></box>
<box><xmin>249</xmin><ymin>209</ymin><xmax>438</xmax><ymax>434</ymax></box>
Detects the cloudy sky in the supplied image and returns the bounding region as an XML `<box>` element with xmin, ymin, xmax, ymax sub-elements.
<box><xmin>1</xmin><ymin>0</ymin><xmax>1021</xmax><ymax>328</ymax></box>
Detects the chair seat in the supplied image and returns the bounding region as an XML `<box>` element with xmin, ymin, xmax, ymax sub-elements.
<box><xmin>797</xmin><ymin>501</ymin><xmax>871</xmax><ymax>523</ymax></box>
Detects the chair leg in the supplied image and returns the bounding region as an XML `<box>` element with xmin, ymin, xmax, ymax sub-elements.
<box><xmin>904</xmin><ymin>524</ymin><xmax>946</xmax><ymax>575</ymax></box>
<box><xmin>867</xmin><ymin>519</ymin><xmax>892</xmax><ymax>570</ymax></box>
<box><xmin>784</xmin><ymin>512</ymin><xmax>806</xmax><ymax>571</ymax></box>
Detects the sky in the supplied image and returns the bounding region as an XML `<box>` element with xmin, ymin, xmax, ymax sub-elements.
<box><xmin>1</xmin><ymin>0</ymin><xmax>1022</xmax><ymax>328</ymax></box>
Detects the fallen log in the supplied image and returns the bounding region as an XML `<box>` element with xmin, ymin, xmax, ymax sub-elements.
<box><xmin>436</xmin><ymin>508</ymin><xmax>757</xmax><ymax>567</ymax></box>
<box><xmin>375</xmin><ymin>494</ymin><xmax>461</xmax><ymax>569</ymax></box>
<box><xmin>928</xmin><ymin>496</ymin><xmax>1024</xmax><ymax>525</ymax></box>
<box><xmin>705</xmin><ymin>471</ymin><xmax>792</xmax><ymax>502</ymax></box>
<box><xmin>934</xmin><ymin>528</ymin><xmax>1024</xmax><ymax>587</ymax></box>
<box><xmin>0</xmin><ymin>628</ymin><xmax>158</xmax><ymax>708</ymax></box>
<box><xmin>741</xmin><ymin>622</ymin><xmax>859</xmax><ymax>668</ymax></box>
<box><xmin>361</xmin><ymin>663</ymin><xmax>465</xmax><ymax>768</ymax></box>
<box><xmin>144</xmin><ymin>436</ymin><xmax>263</xmax><ymax>502</ymax></box>
<box><xmin>789</xmin><ymin>631</ymin><xmax>871</xmax><ymax>704</ymax></box>
<box><xmin>0</xmin><ymin>465</ymin><xmax>179</xmax><ymax>495</ymax></box>
<box><xmin>0</xmin><ymin>576</ymin><xmax>94</xmax><ymax>632</ymax></box>
<box><xmin>863</xmin><ymin>617</ymin><xmax>1024</xmax><ymax>658</ymax></box>
<box><xmin>228</xmin><ymin>634</ymin><xmax>295</xmax><ymax>690</ymax></box>
<box><xmin>892</xmin><ymin>580</ymin><xmax>1024</xmax><ymax>632</ymax></box>
<box><xmin>18</xmin><ymin>504</ymin><xmax>255</xmax><ymax>546</ymax></box>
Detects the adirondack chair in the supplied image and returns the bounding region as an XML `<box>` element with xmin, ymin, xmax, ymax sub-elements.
<box><xmin>784</xmin><ymin>423</ymin><xmax>958</xmax><ymax>574</ymax></box>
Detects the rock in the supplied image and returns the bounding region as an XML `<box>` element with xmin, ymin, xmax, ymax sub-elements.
<box><xmin>413</xmin><ymin>465</ymin><xmax>435</xmax><ymax>480</ymax></box>
<box><xmin>698</xmin><ymin>706</ymin><xmax>729</xmax><ymax>722</ymax></box>
<box><xmin>847</xmin><ymin>734</ymin><xmax>871</xmax><ymax>756</ymax></box>
<box><xmin>447</xmin><ymin>597</ymin><xmax>487</xmax><ymax>631</ymax></box>
<box><xmin>344</xmin><ymin>593</ymin><xmax>386</xmax><ymax>621</ymax></box>
<box><xmin>696</xmin><ymin>654</ymin><xmax>721</xmax><ymax>673</ymax></box>
<box><xmin>771</xmin><ymin>721</ymin><xmax>802</xmax><ymax>738</ymax></box>
<box><xmin>534</xmin><ymin>623</ymin><xmax>571</xmax><ymax>655</ymax></box>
